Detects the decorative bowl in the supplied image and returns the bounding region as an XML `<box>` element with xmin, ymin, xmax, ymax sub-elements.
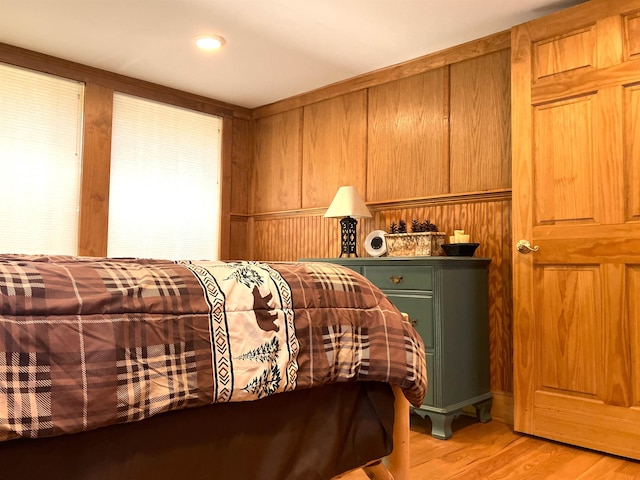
<box><xmin>441</xmin><ymin>242</ymin><xmax>480</xmax><ymax>257</ymax></box>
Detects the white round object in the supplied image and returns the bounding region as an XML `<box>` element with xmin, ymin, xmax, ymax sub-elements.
<box><xmin>364</xmin><ymin>230</ymin><xmax>387</xmax><ymax>257</ymax></box>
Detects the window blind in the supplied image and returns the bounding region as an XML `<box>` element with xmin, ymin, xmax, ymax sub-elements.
<box><xmin>0</xmin><ymin>63</ymin><xmax>83</xmax><ymax>255</ymax></box>
<box><xmin>108</xmin><ymin>93</ymin><xmax>222</xmax><ymax>260</ymax></box>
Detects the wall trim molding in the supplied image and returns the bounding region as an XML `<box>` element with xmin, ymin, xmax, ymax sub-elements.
<box><xmin>367</xmin><ymin>189</ymin><xmax>512</xmax><ymax>210</ymax></box>
<box><xmin>233</xmin><ymin>189</ymin><xmax>512</xmax><ymax>221</ymax></box>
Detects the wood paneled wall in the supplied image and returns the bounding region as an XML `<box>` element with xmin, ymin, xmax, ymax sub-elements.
<box><xmin>251</xmin><ymin>42</ymin><xmax>511</xmax><ymax>210</ymax></box>
<box><xmin>246</xmin><ymin>32</ymin><xmax>514</xmax><ymax>395</ymax></box>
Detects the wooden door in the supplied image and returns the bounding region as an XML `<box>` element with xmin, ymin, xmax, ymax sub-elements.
<box><xmin>512</xmin><ymin>0</ymin><xmax>640</xmax><ymax>459</ymax></box>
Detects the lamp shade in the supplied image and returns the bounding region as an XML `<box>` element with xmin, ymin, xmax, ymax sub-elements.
<box><xmin>324</xmin><ymin>186</ymin><xmax>371</xmax><ymax>219</ymax></box>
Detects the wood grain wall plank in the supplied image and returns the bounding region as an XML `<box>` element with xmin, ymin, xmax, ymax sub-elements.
<box><xmin>78</xmin><ymin>83</ymin><xmax>113</xmax><ymax>257</ymax></box>
<box><xmin>219</xmin><ymin>116</ymin><xmax>234</xmax><ymax>260</ymax></box>
<box><xmin>302</xmin><ymin>91</ymin><xmax>367</xmax><ymax>208</ymax></box>
<box><xmin>231</xmin><ymin>117</ymin><xmax>253</xmax><ymax>215</ymax></box>
<box><xmin>367</xmin><ymin>68</ymin><xmax>449</xmax><ymax>201</ymax></box>
<box><xmin>253</xmin><ymin>109</ymin><xmax>303</xmax><ymax>213</ymax></box>
<box><xmin>229</xmin><ymin>218</ymin><xmax>248</xmax><ymax>260</ymax></box>
<box><xmin>450</xmin><ymin>50</ymin><xmax>512</xmax><ymax>193</ymax></box>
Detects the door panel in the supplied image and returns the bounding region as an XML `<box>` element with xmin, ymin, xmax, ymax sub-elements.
<box><xmin>534</xmin><ymin>96</ymin><xmax>597</xmax><ymax>225</ymax></box>
<box><xmin>625</xmin><ymin>84</ymin><xmax>640</xmax><ymax>221</ymax></box>
<box><xmin>533</xmin><ymin>26</ymin><xmax>596</xmax><ymax>80</ymax></box>
<box><xmin>625</xmin><ymin>11</ymin><xmax>640</xmax><ymax>59</ymax></box>
<box><xmin>532</xmin><ymin>392</ymin><xmax>640</xmax><ymax>460</ymax></box>
<box><xmin>629</xmin><ymin>266</ymin><xmax>640</xmax><ymax>407</ymax></box>
<box><xmin>536</xmin><ymin>266</ymin><xmax>601</xmax><ymax>398</ymax></box>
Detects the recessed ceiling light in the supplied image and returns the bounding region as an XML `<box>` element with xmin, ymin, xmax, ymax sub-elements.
<box><xmin>195</xmin><ymin>35</ymin><xmax>226</xmax><ymax>50</ymax></box>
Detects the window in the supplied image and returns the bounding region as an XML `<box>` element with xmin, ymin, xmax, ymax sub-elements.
<box><xmin>108</xmin><ymin>93</ymin><xmax>222</xmax><ymax>260</ymax></box>
<box><xmin>0</xmin><ymin>63</ymin><xmax>83</xmax><ymax>255</ymax></box>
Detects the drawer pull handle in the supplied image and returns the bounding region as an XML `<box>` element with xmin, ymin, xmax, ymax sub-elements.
<box><xmin>389</xmin><ymin>275</ymin><xmax>403</xmax><ymax>285</ymax></box>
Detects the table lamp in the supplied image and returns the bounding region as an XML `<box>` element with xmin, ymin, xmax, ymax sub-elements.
<box><xmin>324</xmin><ymin>186</ymin><xmax>371</xmax><ymax>257</ymax></box>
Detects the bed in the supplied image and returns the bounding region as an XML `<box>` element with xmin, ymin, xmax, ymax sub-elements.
<box><xmin>0</xmin><ymin>254</ymin><xmax>427</xmax><ymax>479</ymax></box>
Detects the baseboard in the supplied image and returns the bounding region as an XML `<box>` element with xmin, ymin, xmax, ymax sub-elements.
<box><xmin>490</xmin><ymin>391</ymin><xmax>514</xmax><ymax>425</ymax></box>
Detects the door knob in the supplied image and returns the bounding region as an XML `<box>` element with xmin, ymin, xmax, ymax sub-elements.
<box><xmin>516</xmin><ymin>239</ymin><xmax>539</xmax><ymax>254</ymax></box>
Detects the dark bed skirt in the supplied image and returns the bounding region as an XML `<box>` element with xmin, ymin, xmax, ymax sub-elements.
<box><xmin>0</xmin><ymin>381</ymin><xmax>395</xmax><ymax>480</ymax></box>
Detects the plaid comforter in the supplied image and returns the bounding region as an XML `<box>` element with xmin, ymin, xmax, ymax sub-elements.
<box><xmin>0</xmin><ymin>255</ymin><xmax>426</xmax><ymax>442</ymax></box>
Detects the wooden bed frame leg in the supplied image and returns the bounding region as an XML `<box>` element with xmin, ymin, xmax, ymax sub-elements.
<box><xmin>362</xmin><ymin>461</ymin><xmax>394</xmax><ymax>480</ymax></box>
<box><xmin>386</xmin><ymin>386</ymin><xmax>410</xmax><ymax>480</ymax></box>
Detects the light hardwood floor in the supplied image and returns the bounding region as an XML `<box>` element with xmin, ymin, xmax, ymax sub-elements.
<box><xmin>341</xmin><ymin>415</ymin><xmax>640</xmax><ymax>479</ymax></box>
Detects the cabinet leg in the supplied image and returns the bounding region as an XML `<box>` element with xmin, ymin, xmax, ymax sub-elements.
<box><xmin>474</xmin><ymin>398</ymin><xmax>493</xmax><ymax>423</ymax></box>
<box><xmin>427</xmin><ymin>412</ymin><xmax>457</xmax><ymax>440</ymax></box>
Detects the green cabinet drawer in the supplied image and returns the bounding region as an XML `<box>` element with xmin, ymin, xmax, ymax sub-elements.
<box><xmin>383</xmin><ymin>292</ymin><xmax>434</xmax><ymax>350</ymax></box>
<box><xmin>362</xmin><ymin>265</ymin><xmax>432</xmax><ymax>291</ymax></box>
<box><xmin>335</xmin><ymin>263</ymin><xmax>362</xmax><ymax>275</ymax></box>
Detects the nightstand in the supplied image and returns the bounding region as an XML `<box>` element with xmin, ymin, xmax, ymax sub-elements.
<box><xmin>300</xmin><ymin>256</ymin><xmax>492</xmax><ymax>439</ymax></box>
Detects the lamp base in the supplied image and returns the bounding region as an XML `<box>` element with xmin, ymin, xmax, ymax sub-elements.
<box><xmin>339</xmin><ymin>216</ymin><xmax>359</xmax><ymax>257</ymax></box>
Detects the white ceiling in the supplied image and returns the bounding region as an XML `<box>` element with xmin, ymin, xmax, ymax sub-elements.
<box><xmin>0</xmin><ymin>0</ymin><xmax>585</xmax><ymax>109</ymax></box>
